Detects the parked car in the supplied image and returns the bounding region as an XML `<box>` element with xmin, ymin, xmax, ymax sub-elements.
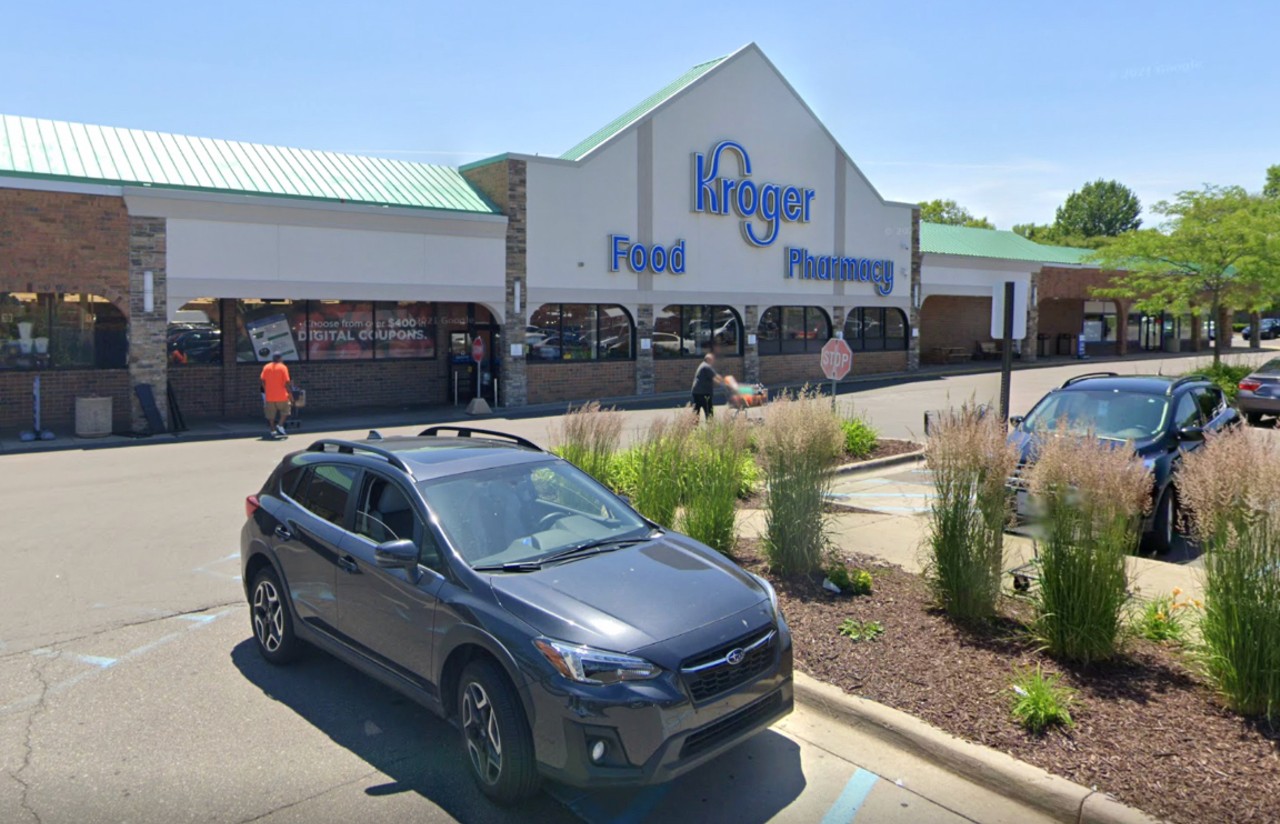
<box><xmin>1237</xmin><ymin>358</ymin><xmax>1280</xmax><ymax>425</ymax></box>
<box><xmin>241</xmin><ymin>428</ymin><xmax>792</xmax><ymax>802</ymax></box>
<box><xmin>1242</xmin><ymin>319</ymin><xmax>1280</xmax><ymax>341</ymax></box>
<box><xmin>1008</xmin><ymin>373</ymin><xmax>1239</xmax><ymax>554</ymax></box>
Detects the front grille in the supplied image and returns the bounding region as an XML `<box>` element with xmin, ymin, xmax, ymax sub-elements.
<box><xmin>680</xmin><ymin>691</ymin><xmax>783</xmax><ymax>759</ymax></box>
<box><xmin>681</xmin><ymin>627</ymin><xmax>776</xmax><ymax>703</ymax></box>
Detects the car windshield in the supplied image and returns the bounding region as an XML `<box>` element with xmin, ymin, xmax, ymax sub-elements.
<box><xmin>418</xmin><ymin>460</ymin><xmax>651</xmax><ymax>568</ymax></box>
<box><xmin>1020</xmin><ymin>389</ymin><xmax>1168</xmax><ymax>441</ymax></box>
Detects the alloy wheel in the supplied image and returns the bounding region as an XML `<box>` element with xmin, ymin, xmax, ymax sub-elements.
<box><xmin>462</xmin><ymin>681</ymin><xmax>503</xmax><ymax>785</ymax></box>
<box><xmin>252</xmin><ymin>579</ymin><xmax>285</xmax><ymax>653</ymax></box>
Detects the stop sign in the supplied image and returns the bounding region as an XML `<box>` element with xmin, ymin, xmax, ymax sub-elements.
<box><xmin>471</xmin><ymin>336</ymin><xmax>485</xmax><ymax>363</ymax></box>
<box><xmin>820</xmin><ymin>338</ymin><xmax>853</xmax><ymax>381</ymax></box>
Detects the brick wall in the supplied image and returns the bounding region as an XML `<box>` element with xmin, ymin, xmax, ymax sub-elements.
<box><xmin>759</xmin><ymin>350</ymin><xmax>906</xmax><ymax>385</ymax></box>
<box><xmin>0</xmin><ymin>369</ymin><xmax>131</xmax><ymax>431</ymax></box>
<box><xmin>919</xmin><ymin>295</ymin><xmax>992</xmax><ymax>358</ymax></box>
<box><xmin>526</xmin><ymin>360</ymin><xmax>635</xmax><ymax>405</ymax></box>
<box><xmin>655</xmin><ymin>356</ymin><xmax>744</xmax><ymax>394</ymax></box>
<box><xmin>0</xmin><ymin>188</ymin><xmax>134</xmax><ymax>432</ymax></box>
<box><xmin>221</xmin><ymin>359</ymin><xmax>450</xmax><ymax>420</ymax></box>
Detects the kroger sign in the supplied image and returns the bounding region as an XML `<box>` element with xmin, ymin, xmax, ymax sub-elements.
<box><xmin>692</xmin><ymin>140</ymin><xmax>815</xmax><ymax>247</ymax></box>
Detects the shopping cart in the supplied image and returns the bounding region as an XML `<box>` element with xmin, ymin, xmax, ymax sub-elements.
<box><xmin>724</xmin><ymin>376</ymin><xmax>768</xmax><ymax>420</ymax></box>
<box><xmin>285</xmin><ymin>386</ymin><xmax>306</xmax><ymax>431</ymax></box>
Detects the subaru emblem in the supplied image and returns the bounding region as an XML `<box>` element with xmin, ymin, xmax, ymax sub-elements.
<box><xmin>725</xmin><ymin>648</ymin><xmax>746</xmax><ymax>666</ymax></box>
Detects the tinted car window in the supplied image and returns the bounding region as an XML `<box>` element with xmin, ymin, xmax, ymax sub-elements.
<box><xmin>1172</xmin><ymin>393</ymin><xmax>1201</xmax><ymax>429</ymax></box>
<box><xmin>1020</xmin><ymin>390</ymin><xmax>1167</xmax><ymax>440</ymax></box>
<box><xmin>1194</xmin><ymin>387</ymin><xmax>1222</xmax><ymax>421</ymax></box>
<box><xmin>297</xmin><ymin>464</ymin><xmax>358</xmax><ymax>526</ymax></box>
<box><xmin>280</xmin><ymin>466</ymin><xmax>306</xmax><ymax>498</ymax></box>
<box><xmin>1257</xmin><ymin>358</ymin><xmax>1280</xmax><ymax>375</ymax></box>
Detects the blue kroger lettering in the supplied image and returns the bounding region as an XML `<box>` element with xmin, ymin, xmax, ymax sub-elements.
<box><xmin>692</xmin><ymin>140</ymin><xmax>814</xmax><ymax>247</ymax></box>
<box><xmin>786</xmin><ymin>248</ymin><xmax>895</xmax><ymax>297</ymax></box>
<box><xmin>611</xmin><ymin>235</ymin><xmax>685</xmax><ymax>275</ymax></box>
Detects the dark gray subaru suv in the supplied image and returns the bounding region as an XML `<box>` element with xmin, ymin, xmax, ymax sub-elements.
<box><xmin>240</xmin><ymin>427</ymin><xmax>792</xmax><ymax>803</ymax></box>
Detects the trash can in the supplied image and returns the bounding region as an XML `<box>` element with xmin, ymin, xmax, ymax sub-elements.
<box><xmin>1056</xmin><ymin>333</ymin><xmax>1074</xmax><ymax>356</ymax></box>
<box><xmin>1036</xmin><ymin>333</ymin><xmax>1049</xmax><ymax>358</ymax></box>
<box><xmin>75</xmin><ymin>396</ymin><xmax>113</xmax><ymax>438</ymax></box>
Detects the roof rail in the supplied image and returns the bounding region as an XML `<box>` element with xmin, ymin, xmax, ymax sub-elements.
<box><xmin>1168</xmin><ymin>374</ymin><xmax>1210</xmax><ymax>394</ymax></box>
<box><xmin>417</xmin><ymin>426</ymin><xmax>542</xmax><ymax>452</ymax></box>
<box><xmin>1061</xmin><ymin>371</ymin><xmax>1119</xmax><ymax>387</ymax></box>
<box><xmin>306</xmin><ymin>439</ymin><xmax>413</xmax><ymax>475</ymax></box>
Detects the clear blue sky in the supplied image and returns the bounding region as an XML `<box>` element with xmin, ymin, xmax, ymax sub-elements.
<box><xmin>3</xmin><ymin>1</ymin><xmax>1276</xmax><ymax>228</ymax></box>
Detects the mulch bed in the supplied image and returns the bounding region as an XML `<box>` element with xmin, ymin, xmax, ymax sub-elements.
<box><xmin>735</xmin><ymin>539</ymin><xmax>1280</xmax><ymax>824</ymax></box>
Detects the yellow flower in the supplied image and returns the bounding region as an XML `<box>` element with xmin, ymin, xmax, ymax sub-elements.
<box><xmin>1193</xmin><ymin>599</ymin><xmax>1203</xmax><ymax>609</ymax></box>
<box><xmin>1171</xmin><ymin>587</ymin><xmax>1183</xmax><ymax>597</ymax></box>
<box><xmin>1155</xmin><ymin>612</ymin><xmax>1167</xmax><ymax>622</ymax></box>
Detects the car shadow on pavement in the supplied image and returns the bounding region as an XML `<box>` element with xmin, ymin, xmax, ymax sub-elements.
<box><xmin>231</xmin><ymin>639</ymin><xmax>805</xmax><ymax>823</ymax></box>
<box><xmin>230</xmin><ymin>639</ymin><xmax>575</xmax><ymax>823</ymax></box>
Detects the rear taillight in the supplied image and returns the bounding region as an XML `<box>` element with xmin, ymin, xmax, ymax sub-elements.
<box><xmin>245</xmin><ymin>495</ymin><xmax>261</xmax><ymax>519</ymax></box>
<box><xmin>1239</xmin><ymin>379</ymin><xmax>1261</xmax><ymax>392</ymax></box>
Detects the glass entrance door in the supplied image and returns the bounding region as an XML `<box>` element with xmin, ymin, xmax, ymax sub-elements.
<box><xmin>443</xmin><ymin>304</ymin><xmax>501</xmax><ymax>406</ymax></box>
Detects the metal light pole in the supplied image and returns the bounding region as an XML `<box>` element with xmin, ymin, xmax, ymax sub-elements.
<box><xmin>999</xmin><ymin>280</ymin><xmax>1015</xmax><ymax>425</ymax></box>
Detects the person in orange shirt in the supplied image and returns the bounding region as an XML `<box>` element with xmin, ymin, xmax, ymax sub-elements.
<box><xmin>260</xmin><ymin>352</ymin><xmax>293</xmax><ymax>438</ymax></box>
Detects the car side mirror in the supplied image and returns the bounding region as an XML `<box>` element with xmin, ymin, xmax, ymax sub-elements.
<box><xmin>375</xmin><ymin>539</ymin><xmax>419</xmax><ymax>571</ymax></box>
<box><xmin>1177</xmin><ymin>425</ymin><xmax>1205</xmax><ymax>442</ymax></box>
<box><xmin>1009</xmin><ymin>415</ymin><xmax>1025</xmax><ymax>428</ymax></box>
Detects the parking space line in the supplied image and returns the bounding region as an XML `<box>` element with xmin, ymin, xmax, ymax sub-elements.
<box><xmin>821</xmin><ymin>768</ymin><xmax>878</xmax><ymax>824</ymax></box>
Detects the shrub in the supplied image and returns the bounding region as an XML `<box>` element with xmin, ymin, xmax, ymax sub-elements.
<box><xmin>826</xmin><ymin>561</ymin><xmax>873</xmax><ymax>595</ymax></box>
<box><xmin>1009</xmin><ymin>666</ymin><xmax>1075</xmax><ymax>734</ymax></box>
<box><xmin>1027</xmin><ymin>429</ymin><xmax>1150</xmax><ymax>664</ymax></box>
<box><xmin>759</xmin><ymin>389</ymin><xmax>844</xmax><ymax>575</ymax></box>
<box><xmin>1178</xmin><ymin>427</ymin><xmax>1280</xmax><ymax>721</ymax></box>
<box><xmin>838</xmin><ymin>618</ymin><xmax>884</xmax><ymax>642</ymax></box>
<box><xmin>924</xmin><ymin>404</ymin><xmax>1019</xmax><ymax>623</ymax></box>
<box><xmin>1132</xmin><ymin>590</ymin><xmax>1195</xmax><ymax>643</ymax></box>
<box><xmin>550</xmin><ymin>402</ymin><xmax>623</xmax><ymax>486</ymax></box>
<box><xmin>1185</xmin><ymin>361</ymin><xmax>1253</xmax><ymax>404</ymax></box>
<box><xmin>678</xmin><ymin>416</ymin><xmax>750</xmax><ymax>553</ymax></box>
<box><xmin>840</xmin><ymin>415</ymin><xmax>879</xmax><ymax>460</ymax></box>
<box><xmin>628</xmin><ymin>415</ymin><xmax>694</xmax><ymax>529</ymax></box>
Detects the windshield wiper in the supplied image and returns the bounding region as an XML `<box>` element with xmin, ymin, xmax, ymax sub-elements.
<box><xmin>472</xmin><ymin>561</ymin><xmax>545</xmax><ymax>573</ymax></box>
<box><xmin>538</xmin><ymin>533</ymin><xmax>658</xmax><ymax>566</ymax></box>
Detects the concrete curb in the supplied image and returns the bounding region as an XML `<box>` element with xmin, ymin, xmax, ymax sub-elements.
<box><xmin>792</xmin><ymin>672</ymin><xmax>1161</xmax><ymax>824</ymax></box>
<box><xmin>833</xmin><ymin>445</ymin><xmax>925</xmax><ymax>476</ymax></box>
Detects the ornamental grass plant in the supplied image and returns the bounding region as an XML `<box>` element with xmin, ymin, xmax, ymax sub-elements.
<box><xmin>759</xmin><ymin>389</ymin><xmax>844</xmax><ymax>575</ymax></box>
<box><xmin>678</xmin><ymin>415</ymin><xmax>750</xmax><ymax>553</ymax></box>
<box><xmin>923</xmin><ymin>404</ymin><xmax>1019</xmax><ymax>623</ymax></box>
<box><xmin>625</xmin><ymin>414</ymin><xmax>695</xmax><ymax>528</ymax></box>
<box><xmin>1027</xmin><ymin>429</ymin><xmax>1150</xmax><ymax>664</ymax></box>
<box><xmin>550</xmin><ymin>401</ymin><xmax>623</xmax><ymax>486</ymax></box>
<box><xmin>1178</xmin><ymin>428</ymin><xmax>1280</xmax><ymax>721</ymax></box>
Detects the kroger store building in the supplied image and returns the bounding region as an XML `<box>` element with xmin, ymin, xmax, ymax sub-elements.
<box><xmin>1</xmin><ymin>43</ymin><xmax>1186</xmax><ymax>434</ymax></box>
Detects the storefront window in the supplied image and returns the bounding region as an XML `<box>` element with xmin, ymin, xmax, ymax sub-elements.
<box><xmin>757</xmin><ymin>306</ymin><xmax>831</xmax><ymax>355</ymax></box>
<box><xmin>234</xmin><ymin>300</ymin><xmax>438</xmax><ymax>363</ymax></box>
<box><xmin>375</xmin><ymin>301</ymin><xmax>436</xmax><ymax>358</ymax></box>
<box><xmin>528</xmin><ymin>304</ymin><xmax>633</xmax><ymax>361</ymax></box>
<box><xmin>655</xmin><ymin>305</ymin><xmax>741</xmax><ymax>358</ymax></box>
<box><xmin>844</xmin><ymin>307</ymin><xmax>909</xmax><ymax>352</ymax></box>
<box><xmin>1082</xmin><ymin>300</ymin><xmax>1118</xmax><ymax>343</ymax></box>
<box><xmin>1</xmin><ymin>292</ymin><xmax>126</xmax><ymax>370</ymax></box>
<box><xmin>168</xmin><ymin>299</ymin><xmax>222</xmax><ymax>366</ymax></box>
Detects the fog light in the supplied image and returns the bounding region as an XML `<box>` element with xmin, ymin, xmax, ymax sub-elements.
<box><xmin>590</xmin><ymin>739</ymin><xmax>608</xmax><ymax>763</ymax></box>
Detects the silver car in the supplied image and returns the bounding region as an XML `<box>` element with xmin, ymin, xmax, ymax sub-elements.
<box><xmin>1238</xmin><ymin>358</ymin><xmax>1280</xmax><ymax>425</ymax></box>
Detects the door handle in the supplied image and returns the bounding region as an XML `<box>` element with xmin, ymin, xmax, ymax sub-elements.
<box><xmin>338</xmin><ymin>555</ymin><xmax>360</xmax><ymax>574</ymax></box>
<box><xmin>274</xmin><ymin>525</ymin><xmax>293</xmax><ymax>541</ymax></box>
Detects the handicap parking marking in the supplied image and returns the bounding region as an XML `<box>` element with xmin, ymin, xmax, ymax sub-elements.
<box><xmin>821</xmin><ymin>768</ymin><xmax>879</xmax><ymax>823</ymax></box>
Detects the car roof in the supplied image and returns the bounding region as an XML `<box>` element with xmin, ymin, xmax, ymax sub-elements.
<box><xmin>1057</xmin><ymin>374</ymin><xmax>1209</xmax><ymax>394</ymax></box>
<box><xmin>288</xmin><ymin>434</ymin><xmax>555</xmax><ymax>482</ymax></box>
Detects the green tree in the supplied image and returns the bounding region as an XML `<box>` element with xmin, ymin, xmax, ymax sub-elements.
<box><xmin>1054</xmin><ymin>180</ymin><xmax>1143</xmax><ymax>238</ymax></box>
<box><xmin>1090</xmin><ymin>185</ymin><xmax>1276</xmax><ymax>365</ymax></box>
<box><xmin>918</xmin><ymin>199</ymin><xmax>994</xmax><ymax>229</ymax></box>
<box><xmin>1264</xmin><ymin>164</ymin><xmax>1280</xmax><ymax>200</ymax></box>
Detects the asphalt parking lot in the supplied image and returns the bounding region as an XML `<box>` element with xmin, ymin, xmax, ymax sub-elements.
<box><xmin>2</xmin><ymin>348</ymin><xmax>1274</xmax><ymax>823</ymax></box>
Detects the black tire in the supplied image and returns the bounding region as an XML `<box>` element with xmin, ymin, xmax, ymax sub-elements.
<box><xmin>249</xmin><ymin>566</ymin><xmax>303</xmax><ymax>664</ymax></box>
<box><xmin>1144</xmin><ymin>486</ymin><xmax>1177</xmax><ymax>556</ymax></box>
<box><xmin>1246</xmin><ymin>411</ymin><xmax>1264</xmax><ymax>426</ymax></box>
<box><xmin>457</xmin><ymin>659</ymin><xmax>540</xmax><ymax>804</ymax></box>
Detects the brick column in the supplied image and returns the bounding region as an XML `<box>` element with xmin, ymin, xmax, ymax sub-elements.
<box><xmin>128</xmin><ymin>217</ymin><xmax>168</xmax><ymax>432</ymax></box>
<box><xmin>1022</xmin><ymin>270</ymin><xmax>1040</xmax><ymax>363</ymax></box>
<box><xmin>1115</xmin><ymin>299</ymin><xmax>1129</xmax><ymax>357</ymax></box>
<box><xmin>908</xmin><ymin>208</ymin><xmax>922</xmax><ymax>371</ymax></box>
<box><xmin>635</xmin><ymin>304</ymin><xmax>655</xmax><ymax>394</ymax></box>
<box><xmin>743</xmin><ymin>305</ymin><xmax>760</xmax><ymax>383</ymax></box>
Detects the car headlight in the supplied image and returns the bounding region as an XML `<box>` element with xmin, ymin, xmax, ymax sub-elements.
<box><xmin>533</xmin><ymin>638</ymin><xmax>660</xmax><ymax>685</ymax></box>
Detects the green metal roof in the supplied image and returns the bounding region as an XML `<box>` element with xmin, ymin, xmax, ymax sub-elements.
<box><xmin>560</xmin><ymin>55</ymin><xmax>728</xmax><ymax>161</ymax></box>
<box><xmin>0</xmin><ymin>114</ymin><xmax>499</xmax><ymax>214</ymax></box>
<box><xmin>920</xmin><ymin>222</ymin><xmax>1092</xmax><ymax>265</ymax></box>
